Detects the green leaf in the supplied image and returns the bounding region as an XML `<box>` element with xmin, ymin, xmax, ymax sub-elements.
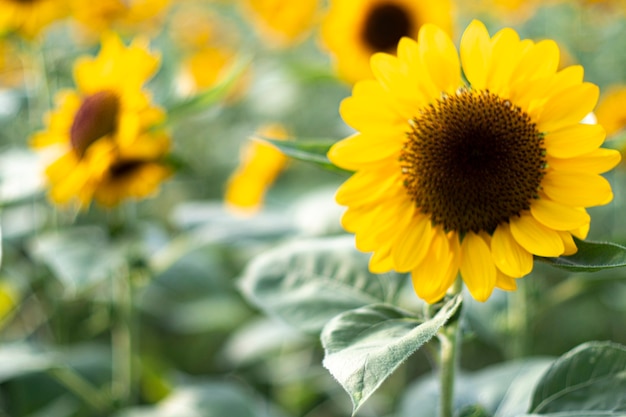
<box><xmin>322</xmin><ymin>295</ymin><xmax>462</xmax><ymax>415</ymax></box>
<box><xmin>0</xmin><ymin>344</ymin><xmax>55</xmax><ymax>382</ymax></box>
<box><xmin>263</xmin><ymin>138</ymin><xmax>350</xmax><ymax>173</ymax></box>
<box><xmin>397</xmin><ymin>358</ymin><xmax>552</xmax><ymax>417</ymax></box>
<box><xmin>527</xmin><ymin>341</ymin><xmax>626</xmax><ymax>415</ymax></box>
<box><xmin>28</xmin><ymin>227</ymin><xmax>127</xmax><ymax>295</ymax></box>
<box><xmin>113</xmin><ymin>380</ymin><xmax>285</xmax><ymax>417</ymax></box>
<box><xmin>538</xmin><ymin>238</ymin><xmax>626</xmax><ymax>272</ymax></box>
<box><xmin>238</xmin><ymin>236</ymin><xmax>406</xmax><ymax>334</ymax></box>
<box><xmin>164</xmin><ymin>54</ymin><xmax>251</xmax><ymax>123</ymax></box>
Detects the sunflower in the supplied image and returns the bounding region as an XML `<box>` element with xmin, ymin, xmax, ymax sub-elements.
<box><xmin>31</xmin><ymin>33</ymin><xmax>169</xmax><ymax>209</ymax></box>
<box><xmin>225</xmin><ymin>124</ymin><xmax>290</xmax><ymax>215</ymax></box>
<box><xmin>321</xmin><ymin>0</ymin><xmax>452</xmax><ymax>83</ymax></box>
<box><xmin>328</xmin><ymin>20</ymin><xmax>621</xmax><ymax>303</ymax></box>
<box><xmin>70</xmin><ymin>0</ymin><xmax>170</xmax><ymax>36</ymax></box>
<box><xmin>0</xmin><ymin>0</ymin><xmax>69</xmax><ymax>39</ymax></box>
<box><xmin>241</xmin><ymin>0</ymin><xmax>320</xmax><ymax>47</ymax></box>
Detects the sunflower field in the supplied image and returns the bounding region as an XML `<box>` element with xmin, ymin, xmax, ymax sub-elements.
<box><xmin>1</xmin><ymin>1</ymin><xmax>626</xmax><ymax>416</ymax></box>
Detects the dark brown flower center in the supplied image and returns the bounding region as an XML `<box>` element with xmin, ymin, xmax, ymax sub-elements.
<box><xmin>70</xmin><ymin>91</ymin><xmax>120</xmax><ymax>157</ymax></box>
<box><xmin>400</xmin><ymin>89</ymin><xmax>546</xmax><ymax>234</ymax></box>
<box><xmin>108</xmin><ymin>159</ymin><xmax>146</xmax><ymax>180</ymax></box>
<box><xmin>361</xmin><ymin>3</ymin><xmax>413</xmax><ymax>52</ymax></box>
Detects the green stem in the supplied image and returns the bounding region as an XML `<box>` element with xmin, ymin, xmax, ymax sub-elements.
<box><xmin>48</xmin><ymin>366</ymin><xmax>112</xmax><ymax>414</ymax></box>
<box><xmin>111</xmin><ymin>267</ymin><xmax>134</xmax><ymax>407</ymax></box>
<box><xmin>439</xmin><ymin>278</ymin><xmax>463</xmax><ymax>417</ymax></box>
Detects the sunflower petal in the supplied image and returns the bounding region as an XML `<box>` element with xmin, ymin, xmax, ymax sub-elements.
<box><xmin>542</xmin><ymin>170</ymin><xmax>613</xmax><ymax>207</ymax></box>
<box><xmin>544</xmin><ymin>123</ymin><xmax>605</xmax><ymax>158</ymax></box>
<box><xmin>392</xmin><ymin>214</ymin><xmax>434</xmax><ymax>272</ymax></box>
<box><xmin>510</xmin><ymin>213</ymin><xmax>565</xmax><ymax>257</ymax></box>
<box><xmin>411</xmin><ymin>229</ymin><xmax>459</xmax><ymax>304</ymax></box>
<box><xmin>418</xmin><ymin>24</ymin><xmax>461</xmax><ymax>94</ymax></box>
<box><xmin>547</xmin><ymin>148</ymin><xmax>621</xmax><ymax>174</ymax></box>
<box><xmin>460</xmin><ymin>20</ymin><xmax>491</xmax><ymax>90</ymax></box>
<box><xmin>460</xmin><ymin>232</ymin><xmax>497</xmax><ymax>302</ymax></box>
<box><xmin>530</xmin><ymin>198</ymin><xmax>591</xmax><ymax>231</ymax></box>
<box><xmin>491</xmin><ymin>222</ymin><xmax>533</xmax><ymax>277</ymax></box>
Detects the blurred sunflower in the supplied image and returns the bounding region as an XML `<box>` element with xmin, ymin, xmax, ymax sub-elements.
<box><xmin>328</xmin><ymin>20</ymin><xmax>620</xmax><ymax>303</ymax></box>
<box><xmin>595</xmin><ymin>86</ymin><xmax>626</xmax><ymax>138</ymax></box>
<box><xmin>31</xmin><ymin>33</ymin><xmax>170</xmax><ymax>209</ymax></box>
<box><xmin>225</xmin><ymin>124</ymin><xmax>289</xmax><ymax>215</ymax></box>
<box><xmin>0</xmin><ymin>0</ymin><xmax>68</xmax><ymax>39</ymax></box>
<box><xmin>170</xmin><ymin>6</ymin><xmax>248</xmax><ymax>97</ymax></box>
<box><xmin>321</xmin><ymin>0</ymin><xmax>452</xmax><ymax>83</ymax></box>
<box><xmin>241</xmin><ymin>0</ymin><xmax>320</xmax><ymax>47</ymax></box>
<box><xmin>70</xmin><ymin>0</ymin><xmax>170</xmax><ymax>38</ymax></box>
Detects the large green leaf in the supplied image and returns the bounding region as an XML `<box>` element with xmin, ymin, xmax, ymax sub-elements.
<box><xmin>238</xmin><ymin>236</ymin><xmax>406</xmax><ymax>333</ymax></box>
<box><xmin>539</xmin><ymin>238</ymin><xmax>626</xmax><ymax>272</ymax></box>
<box><xmin>527</xmin><ymin>341</ymin><xmax>626</xmax><ymax>415</ymax></box>
<box><xmin>322</xmin><ymin>295</ymin><xmax>462</xmax><ymax>415</ymax></box>
<box><xmin>264</xmin><ymin>138</ymin><xmax>350</xmax><ymax>173</ymax></box>
<box><xmin>28</xmin><ymin>227</ymin><xmax>127</xmax><ymax>294</ymax></box>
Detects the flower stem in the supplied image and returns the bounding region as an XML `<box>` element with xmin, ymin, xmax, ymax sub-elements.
<box><xmin>48</xmin><ymin>366</ymin><xmax>112</xmax><ymax>414</ymax></box>
<box><xmin>111</xmin><ymin>267</ymin><xmax>134</xmax><ymax>407</ymax></box>
<box><xmin>439</xmin><ymin>278</ymin><xmax>463</xmax><ymax>417</ymax></box>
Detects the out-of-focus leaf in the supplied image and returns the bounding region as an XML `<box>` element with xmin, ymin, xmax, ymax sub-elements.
<box><xmin>28</xmin><ymin>227</ymin><xmax>127</xmax><ymax>294</ymax></box>
<box><xmin>0</xmin><ymin>344</ymin><xmax>55</xmax><ymax>382</ymax></box>
<box><xmin>114</xmin><ymin>380</ymin><xmax>285</xmax><ymax>417</ymax></box>
<box><xmin>539</xmin><ymin>238</ymin><xmax>626</xmax><ymax>272</ymax></box>
<box><xmin>322</xmin><ymin>296</ymin><xmax>462</xmax><ymax>415</ymax></box>
<box><xmin>526</xmin><ymin>341</ymin><xmax>626</xmax><ymax>415</ymax></box>
<box><xmin>165</xmin><ymin>55</ymin><xmax>251</xmax><ymax>123</ymax></box>
<box><xmin>238</xmin><ymin>235</ymin><xmax>406</xmax><ymax>333</ymax></box>
<box><xmin>0</xmin><ymin>149</ymin><xmax>44</xmax><ymax>206</ymax></box>
<box><xmin>264</xmin><ymin>138</ymin><xmax>350</xmax><ymax>173</ymax></box>
<box><xmin>398</xmin><ymin>358</ymin><xmax>552</xmax><ymax>417</ymax></box>
<box><xmin>457</xmin><ymin>405</ymin><xmax>492</xmax><ymax>417</ymax></box>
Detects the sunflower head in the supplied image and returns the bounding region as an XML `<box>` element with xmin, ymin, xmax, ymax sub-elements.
<box><xmin>321</xmin><ymin>0</ymin><xmax>453</xmax><ymax>83</ymax></box>
<box><xmin>30</xmin><ymin>32</ymin><xmax>169</xmax><ymax>209</ymax></box>
<box><xmin>328</xmin><ymin>20</ymin><xmax>621</xmax><ymax>303</ymax></box>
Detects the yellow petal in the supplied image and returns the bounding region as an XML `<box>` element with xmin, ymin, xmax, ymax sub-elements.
<box><xmin>418</xmin><ymin>24</ymin><xmax>461</xmax><ymax>94</ymax></box>
<box><xmin>512</xmin><ymin>40</ymin><xmax>559</xmax><ymax>84</ymax></box>
<box><xmin>486</xmin><ymin>27</ymin><xmax>523</xmax><ymax>95</ymax></box>
<box><xmin>369</xmin><ymin>244</ymin><xmax>394</xmax><ymax>274</ymax></box>
<box><xmin>530</xmin><ymin>198</ymin><xmax>591</xmax><ymax>231</ymax></box>
<box><xmin>547</xmin><ymin>148</ymin><xmax>621</xmax><ymax>174</ymax></box>
<box><xmin>370</xmin><ymin>53</ymin><xmax>426</xmax><ymax>109</ymax></box>
<box><xmin>460</xmin><ymin>20</ymin><xmax>491</xmax><ymax>90</ymax></box>
<box><xmin>392</xmin><ymin>214</ymin><xmax>434</xmax><ymax>272</ymax></box>
<box><xmin>510</xmin><ymin>213</ymin><xmax>565</xmax><ymax>257</ymax></box>
<box><xmin>495</xmin><ymin>271</ymin><xmax>518</xmax><ymax>291</ymax></box>
<box><xmin>327</xmin><ymin>132</ymin><xmax>403</xmax><ymax>169</ymax></box>
<box><xmin>558</xmin><ymin>231</ymin><xmax>578</xmax><ymax>256</ymax></box>
<box><xmin>411</xmin><ymin>229</ymin><xmax>460</xmax><ymax>304</ymax></box>
<box><xmin>460</xmin><ymin>232</ymin><xmax>496</xmax><ymax>302</ymax></box>
<box><xmin>542</xmin><ymin>170</ymin><xmax>613</xmax><ymax>207</ymax></box>
<box><xmin>339</xmin><ymin>94</ymin><xmax>407</xmax><ymax>134</ymax></box>
<box><xmin>544</xmin><ymin>123</ymin><xmax>605</xmax><ymax>158</ymax></box>
<box><xmin>537</xmin><ymin>83</ymin><xmax>600</xmax><ymax>132</ymax></box>
<box><xmin>491</xmin><ymin>222</ymin><xmax>533</xmax><ymax>277</ymax></box>
<box><xmin>335</xmin><ymin>168</ymin><xmax>403</xmax><ymax>206</ymax></box>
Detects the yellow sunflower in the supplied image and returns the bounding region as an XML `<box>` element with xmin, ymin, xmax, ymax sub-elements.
<box><xmin>0</xmin><ymin>0</ymin><xmax>69</xmax><ymax>39</ymax></box>
<box><xmin>225</xmin><ymin>124</ymin><xmax>289</xmax><ymax>215</ymax></box>
<box><xmin>321</xmin><ymin>0</ymin><xmax>453</xmax><ymax>83</ymax></box>
<box><xmin>31</xmin><ymin>33</ymin><xmax>168</xmax><ymax>209</ymax></box>
<box><xmin>241</xmin><ymin>0</ymin><xmax>320</xmax><ymax>47</ymax></box>
<box><xmin>70</xmin><ymin>0</ymin><xmax>170</xmax><ymax>36</ymax></box>
<box><xmin>328</xmin><ymin>20</ymin><xmax>620</xmax><ymax>303</ymax></box>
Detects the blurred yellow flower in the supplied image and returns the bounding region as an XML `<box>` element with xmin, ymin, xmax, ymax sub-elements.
<box><xmin>241</xmin><ymin>0</ymin><xmax>320</xmax><ymax>47</ymax></box>
<box><xmin>328</xmin><ymin>20</ymin><xmax>620</xmax><ymax>303</ymax></box>
<box><xmin>0</xmin><ymin>0</ymin><xmax>69</xmax><ymax>39</ymax></box>
<box><xmin>595</xmin><ymin>86</ymin><xmax>626</xmax><ymax>137</ymax></box>
<box><xmin>70</xmin><ymin>0</ymin><xmax>170</xmax><ymax>37</ymax></box>
<box><xmin>170</xmin><ymin>6</ymin><xmax>248</xmax><ymax>97</ymax></box>
<box><xmin>225</xmin><ymin>124</ymin><xmax>289</xmax><ymax>215</ymax></box>
<box><xmin>31</xmin><ymin>33</ymin><xmax>170</xmax><ymax>209</ymax></box>
<box><xmin>321</xmin><ymin>0</ymin><xmax>453</xmax><ymax>83</ymax></box>
<box><xmin>0</xmin><ymin>40</ymin><xmax>26</xmax><ymax>88</ymax></box>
